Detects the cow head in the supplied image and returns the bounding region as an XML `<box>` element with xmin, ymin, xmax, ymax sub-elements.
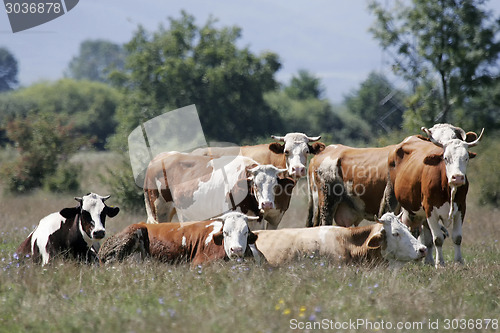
<box><xmin>60</xmin><ymin>193</ymin><xmax>120</xmax><ymax>242</ymax></box>
<box><xmin>269</xmin><ymin>133</ymin><xmax>325</xmax><ymax>179</ymax></box>
<box><xmin>247</xmin><ymin>164</ymin><xmax>288</xmax><ymax>213</ymax></box>
<box><xmin>368</xmin><ymin>213</ymin><xmax>427</xmax><ymax>263</ymax></box>
<box><xmin>425</xmin><ymin>123</ymin><xmax>480</xmax><ymax>145</ymax></box>
<box><xmin>422</xmin><ymin>127</ymin><xmax>483</xmax><ymax>187</ymax></box>
<box><xmin>212</xmin><ymin>212</ymin><xmax>259</xmax><ymax>259</ymax></box>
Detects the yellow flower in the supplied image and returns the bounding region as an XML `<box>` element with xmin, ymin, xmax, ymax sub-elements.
<box><xmin>299</xmin><ymin>306</ymin><xmax>306</xmax><ymax>313</ymax></box>
<box><xmin>282</xmin><ymin>308</ymin><xmax>291</xmax><ymax>315</ymax></box>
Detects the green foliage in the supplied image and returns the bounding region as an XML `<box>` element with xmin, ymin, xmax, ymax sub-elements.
<box><xmin>99</xmin><ymin>156</ymin><xmax>144</xmax><ymax>213</ymax></box>
<box><xmin>369</xmin><ymin>0</ymin><xmax>500</xmax><ymax>125</ymax></box>
<box><xmin>344</xmin><ymin>72</ymin><xmax>406</xmax><ymax>135</ymax></box>
<box><xmin>43</xmin><ymin>163</ymin><xmax>82</xmax><ymax>193</ymax></box>
<box><xmin>468</xmin><ymin>131</ymin><xmax>500</xmax><ymax>206</ymax></box>
<box><xmin>65</xmin><ymin>39</ymin><xmax>126</xmax><ymax>83</ymax></box>
<box><xmin>0</xmin><ymin>47</ymin><xmax>18</xmax><ymax>92</ymax></box>
<box><xmin>109</xmin><ymin>11</ymin><xmax>282</xmax><ymax>149</ymax></box>
<box><xmin>0</xmin><ymin>113</ymin><xmax>85</xmax><ymax>193</ymax></box>
<box><xmin>284</xmin><ymin>69</ymin><xmax>324</xmax><ymax>100</ymax></box>
<box><xmin>0</xmin><ymin>79</ymin><xmax>122</xmax><ymax>149</ymax></box>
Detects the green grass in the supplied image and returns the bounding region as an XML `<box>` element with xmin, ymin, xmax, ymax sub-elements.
<box><xmin>1</xmin><ymin>152</ymin><xmax>499</xmax><ymax>332</ymax></box>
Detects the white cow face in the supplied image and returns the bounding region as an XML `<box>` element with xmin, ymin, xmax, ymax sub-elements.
<box><xmin>61</xmin><ymin>193</ymin><xmax>120</xmax><ymax>241</ymax></box>
<box><xmin>248</xmin><ymin>165</ymin><xmax>287</xmax><ymax>212</ymax></box>
<box><xmin>269</xmin><ymin>133</ymin><xmax>324</xmax><ymax>179</ymax></box>
<box><xmin>422</xmin><ymin>127</ymin><xmax>483</xmax><ymax>187</ymax></box>
<box><xmin>368</xmin><ymin>213</ymin><xmax>427</xmax><ymax>263</ymax></box>
<box><xmin>212</xmin><ymin>212</ymin><xmax>259</xmax><ymax>259</ymax></box>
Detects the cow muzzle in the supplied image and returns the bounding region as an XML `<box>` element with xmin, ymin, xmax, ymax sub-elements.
<box><xmin>290</xmin><ymin>165</ymin><xmax>306</xmax><ymax>178</ymax></box>
<box><xmin>417</xmin><ymin>246</ymin><xmax>427</xmax><ymax>259</ymax></box>
<box><xmin>229</xmin><ymin>246</ymin><xmax>244</xmax><ymax>259</ymax></box>
<box><xmin>92</xmin><ymin>229</ymin><xmax>106</xmax><ymax>240</ymax></box>
<box><xmin>449</xmin><ymin>174</ymin><xmax>465</xmax><ymax>186</ymax></box>
<box><xmin>259</xmin><ymin>201</ymin><xmax>275</xmax><ymax>211</ymax></box>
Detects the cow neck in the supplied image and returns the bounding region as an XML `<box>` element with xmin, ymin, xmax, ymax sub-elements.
<box><xmin>344</xmin><ymin>226</ymin><xmax>384</xmax><ymax>263</ymax></box>
<box><xmin>76</xmin><ymin>210</ymin><xmax>93</xmax><ymax>248</ymax></box>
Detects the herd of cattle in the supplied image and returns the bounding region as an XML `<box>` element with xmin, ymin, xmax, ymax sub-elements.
<box><xmin>16</xmin><ymin>123</ymin><xmax>483</xmax><ymax>268</ymax></box>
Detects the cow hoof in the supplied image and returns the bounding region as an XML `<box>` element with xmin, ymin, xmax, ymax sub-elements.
<box><xmin>435</xmin><ymin>262</ymin><xmax>446</xmax><ymax>269</ymax></box>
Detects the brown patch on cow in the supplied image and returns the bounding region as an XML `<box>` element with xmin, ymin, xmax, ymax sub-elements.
<box><xmin>98</xmin><ymin>224</ymin><xmax>150</xmax><ymax>264</ymax></box>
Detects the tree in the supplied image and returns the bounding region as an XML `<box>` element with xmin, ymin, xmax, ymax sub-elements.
<box><xmin>0</xmin><ymin>79</ymin><xmax>121</xmax><ymax>149</ymax></box>
<box><xmin>368</xmin><ymin>0</ymin><xmax>500</xmax><ymax>128</ymax></box>
<box><xmin>0</xmin><ymin>47</ymin><xmax>18</xmax><ymax>92</ymax></box>
<box><xmin>65</xmin><ymin>39</ymin><xmax>126</xmax><ymax>83</ymax></box>
<box><xmin>109</xmin><ymin>12</ymin><xmax>282</xmax><ymax>149</ymax></box>
<box><xmin>284</xmin><ymin>69</ymin><xmax>324</xmax><ymax>100</ymax></box>
<box><xmin>344</xmin><ymin>72</ymin><xmax>406</xmax><ymax>134</ymax></box>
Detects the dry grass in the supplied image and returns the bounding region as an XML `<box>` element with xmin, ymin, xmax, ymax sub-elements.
<box><xmin>1</xmin><ymin>152</ymin><xmax>499</xmax><ymax>333</ymax></box>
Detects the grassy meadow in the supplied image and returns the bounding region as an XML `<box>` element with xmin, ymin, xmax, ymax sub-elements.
<box><xmin>1</xmin><ymin>152</ymin><xmax>499</xmax><ymax>333</ymax></box>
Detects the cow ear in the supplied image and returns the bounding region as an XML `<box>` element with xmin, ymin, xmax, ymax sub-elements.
<box><xmin>60</xmin><ymin>207</ymin><xmax>79</xmax><ymax>219</ymax></box>
<box><xmin>423</xmin><ymin>153</ymin><xmax>443</xmax><ymax>165</ymax></box>
<box><xmin>213</xmin><ymin>231</ymin><xmax>223</xmax><ymax>245</ymax></box>
<box><xmin>105</xmin><ymin>206</ymin><xmax>120</xmax><ymax>218</ymax></box>
<box><xmin>465</xmin><ymin>131</ymin><xmax>478</xmax><ymax>143</ymax></box>
<box><xmin>268</xmin><ymin>142</ymin><xmax>284</xmax><ymax>154</ymax></box>
<box><xmin>309</xmin><ymin>142</ymin><xmax>326</xmax><ymax>155</ymax></box>
<box><xmin>468</xmin><ymin>152</ymin><xmax>477</xmax><ymax>159</ymax></box>
<box><xmin>247</xmin><ymin>231</ymin><xmax>258</xmax><ymax>244</ymax></box>
<box><xmin>367</xmin><ymin>229</ymin><xmax>386</xmax><ymax>249</ymax></box>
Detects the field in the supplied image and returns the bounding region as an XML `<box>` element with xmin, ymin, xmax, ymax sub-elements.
<box><xmin>1</xmin><ymin>152</ymin><xmax>499</xmax><ymax>333</ymax></box>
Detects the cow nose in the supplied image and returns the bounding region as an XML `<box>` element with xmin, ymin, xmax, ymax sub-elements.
<box><xmin>450</xmin><ymin>174</ymin><xmax>465</xmax><ymax>186</ymax></box>
<box><xmin>291</xmin><ymin>166</ymin><xmax>305</xmax><ymax>177</ymax></box>
<box><xmin>230</xmin><ymin>246</ymin><xmax>244</xmax><ymax>257</ymax></box>
<box><xmin>92</xmin><ymin>230</ymin><xmax>105</xmax><ymax>239</ymax></box>
<box><xmin>260</xmin><ymin>201</ymin><xmax>274</xmax><ymax>210</ymax></box>
<box><xmin>418</xmin><ymin>246</ymin><xmax>427</xmax><ymax>258</ymax></box>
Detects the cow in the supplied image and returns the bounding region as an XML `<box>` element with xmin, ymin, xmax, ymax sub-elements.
<box><xmin>16</xmin><ymin>193</ymin><xmax>120</xmax><ymax>266</ymax></box>
<box><xmin>99</xmin><ymin>212</ymin><xmax>259</xmax><ymax>266</ymax></box>
<box><xmin>306</xmin><ymin>143</ymin><xmax>399</xmax><ymax>228</ymax></box>
<box><xmin>191</xmin><ymin>133</ymin><xmax>325</xmax><ymax>229</ymax></box>
<box><xmin>253</xmin><ymin>212</ymin><xmax>427</xmax><ymax>267</ymax></box>
<box><xmin>424</xmin><ymin>123</ymin><xmax>480</xmax><ymax>145</ymax></box>
<box><xmin>143</xmin><ymin>152</ymin><xmax>291</xmax><ymax>229</ymax></box>
<box><xmin>387</xmin><ymin>128</ymin><xmax>483</xmax><ymax>267</ymax></box>
<box><xmin>192</xmin><ymin>133</ymin><xmax>325</xmax><ymax>179</ymax></box>
<box><xmin>98</xmin><ymin>224</ymin><xmax>150</xmax><ymax>264</ymax></box>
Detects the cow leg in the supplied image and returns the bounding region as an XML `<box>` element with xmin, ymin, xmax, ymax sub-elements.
<box><xmin>452</xmin><ymin>214</ymin><xmax>464</xmax><ymax>264</ymax></box>
<box><xmin>263</xmin><ymin>210</ymin><xmax>284</xmax><ymax>230</ymax></box>
<box><xmin>307</xmin><ymin>171</ymin><xmax>320</xmax><ymax>227</ymax></box>
<box><xmin>420</xmin><ymin>222</ymin><xmax>435</xmax><ymax>265</ymax></box>
<box><xmin>426</xmin><ymin>213</ymin><xmax>446</xmax><ymax>267</ymax></box>
<box><xmin>319</xmin><ymin>180</ymin><xmax>343</xmax><ymax>226</ymax></box>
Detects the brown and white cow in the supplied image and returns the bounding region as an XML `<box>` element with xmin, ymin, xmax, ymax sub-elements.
<box><xmin>306</xmin><ymin>143</ymin><xmax>398</xmax><ymax>228</ymax></box>
<box><xmin>143</xmin><ymin>151</ymin><xmax>291</xmax><ymax>228</ymax></box>
<box><xmin>16</xmin><ymin>193</ymin><xmax>120</xmax><ymax>266</ymax></box>
<box><xmin>253</xmin><ymin>212</ymin><xmax>427</xmax><ymax>267</ymax></box>
<box><xmin>99</xmin><ymin>212</ymin><xmax>258</xmax><ymax>266</ymax></box>
<box><xmin>192</xmin><ymin>133</ymin><xmax>325</xmax><ymax>229</ymax></box>
<box><xmin>387</xmin><ymin>129</ymin><xmax>482</xmax><ymax>267</ymax></box>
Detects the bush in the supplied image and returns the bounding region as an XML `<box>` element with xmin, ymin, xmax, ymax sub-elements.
<box><xmin>43</xmin><ymin>163</ymin><xmax>82</xmax><ymax>193</ymax></box>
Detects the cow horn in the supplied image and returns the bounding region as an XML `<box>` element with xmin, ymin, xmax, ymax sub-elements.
<box><xmin>100</xmin><ymin>195</ymin><xmax>111</xmax><ymax>202</ymax></box>
<box><xmin>421</xmin><ymin>127</ymin><xmax>444</xmax><ymax>148</ymax></box>
<box><xmin>271</xmin><ymin>135</ymin><xmax>285</xmax><ymax>142</ymax></box>
<box><xmin>74</xmin><ymin>197</ymin><xmax>83</xmax><ymax>203</ymax></box>
<box><xmin>247</xmin><ymin>216</ymin><xmax>260</xmax><ymax>221</ymax></box>
<box><xmin>307</xmin><ymin>135</ymin><xmax>321</xmax><ymax>142</ymax></box>
<box><xmin>374</xmin><ymin>215</ymin><xmax>383</xmax><ymax>224</ymax></box>
<box><xmin>465</xmin><ymin>128</ymin><xmax>484</xmax><ymax>148</ymax></box>
<box><xmin>277</xmin><ymin>168</ymin><xmax>288</xmax><ymax>174</ymax></box>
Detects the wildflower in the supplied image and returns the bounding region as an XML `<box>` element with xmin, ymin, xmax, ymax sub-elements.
<box><xmin>309</xmin><ymin>314</ymin><xmax>317</xmax><ymax>321</ymax></box>
<box><xmin>158</xmin><ymin>297</ymin><xmax>165</xmax><ymax>305</ymax></box>
<box><xmin>12</xmin><ymin>253</ymin><xmax>19</xmax><ymax>260</ymax></box>
<box><xmin>282</xmin><ymin>308</ymin><xmax>291</xmax><ymax>315</ymax></box>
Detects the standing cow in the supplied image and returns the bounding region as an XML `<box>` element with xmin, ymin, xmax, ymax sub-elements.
<box><xmin>144</xmin><ymin>152</ymin><xmax>289</xmax><ymax>227</ymax></box>
<box><xmin>306</xmin><ymin>143</ymin><xmax>398</xmax><ymax>227</ymax></box>
<box><xmin>16</xmin><ymin>193</ymin><xmax>120</xmax><ymax>266</ymax></box>
<box><xmin>192</xmin><ymin>133</ymin><xmax>325</xmax><ymax>229</ymax></box>
<box><xmin>387</xmin><ymin>128</ymin><xmax>483</xmax><ymax>267</ymax></box>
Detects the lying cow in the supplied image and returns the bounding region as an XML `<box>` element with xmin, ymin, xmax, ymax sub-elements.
<box><xmin>253</xmin><ymin>212</ymin><xmax>427</xmax><ymax>267</ymax></box>
<box><xmin>388</xmin><ymin>128</ymin><xmax>483</xmax><ymax>267</ymax></box>
<box><xmin>144</xmin><ymin>152</ymin><xmax>290</xmax><ymax>226</ymax></box>
<box><xmin>99</xmin><ymin>212</ymin><xmax>259</xmax><ymax>266</ymax></box>
<box><xmin>16</xmin><ymin>193</ymin><xmax>120</xmax><ymax>266</ymax></box>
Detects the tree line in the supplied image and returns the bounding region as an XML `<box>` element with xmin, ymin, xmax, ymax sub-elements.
<box><xmin>0</xmin><ymin>3</ymin><xmax>499</xmax><ymax>206</ymax></box>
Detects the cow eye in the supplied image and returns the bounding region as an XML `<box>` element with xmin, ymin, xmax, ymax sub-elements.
<box><xmin>223</xmin><ymin>231</ymin><xmax>228</xmax><ymax>237</ymax></box>
<box><xmin>284</xmin><ymin>150</ymin><xmax>290</xmax><ymax>156</ymax></box>
<box><xmin>392</xmin><ymin>232</ymin><xmax>400</xmax><ymax>237</ymax></box>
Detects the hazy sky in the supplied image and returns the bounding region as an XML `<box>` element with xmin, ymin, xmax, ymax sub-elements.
<box><xmin>2</xmin><ymin>0</ymin><xmax>500</xmax><ymax>103</ymax></box>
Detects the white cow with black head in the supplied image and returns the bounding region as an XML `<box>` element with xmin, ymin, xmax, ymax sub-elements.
<box><xmin>17</xmin><ymin>193</ymin><xmax>120</xmax><ymax>266</ymax></box>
